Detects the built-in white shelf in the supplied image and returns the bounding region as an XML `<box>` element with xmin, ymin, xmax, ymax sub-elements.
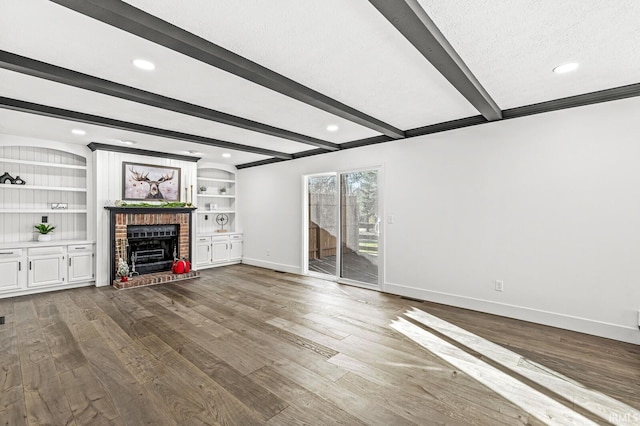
<box><xmin>0</xmin><ymin>209</ymin><xmax>87</xmax><ymax>214</ymax></box>
<box><xmin>197</xmin><ymin>194</ymin><xmax>235</xmax><ymax>198</ymax></box>
<box><xmin>197</xmin><ymin>177</ymin><xmax>235</xmax><ymax>183</ymax></box>
<box><xmin>0</xmin><ymin>157</ymin><xmax>87</xmax><ymax>170</ymax></box>
<box><xmin>0</xmin><ymin>185</ymin><xmax>86</xmax><ymax>192</ymax></box>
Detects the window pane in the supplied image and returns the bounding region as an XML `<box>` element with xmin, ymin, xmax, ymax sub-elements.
<box><xmin>307</xmin><ymin>175</ymin><xmax>337</xmax><ymax>276</ymax></box>
<box><xmin>340</xmin><ymin>170</ymin><xmax>378</xmax><ymax>285</ymax></box>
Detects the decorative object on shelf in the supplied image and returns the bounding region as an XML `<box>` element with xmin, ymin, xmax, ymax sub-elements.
<box><xmin>215</xmin><ymin>213</ymin><xmax>229</xmax><ymax>233</ymax></box>
<box><xmin>199</xmin><ymin>185</ymin><xmax>207</xmax><ymax>194</ymax></box>
<box><xmin>123</xmin><ymin>162</ymin><xmax>181</xmax><ymax>201</ymax></box>
<box><xmin>219</xmin><ymin>187</ymin><xmax>227</xmax><ymax>195</ymax></box>
<box><xmin>0</xmin><ymin>172</ymin><xmax>15</xmax><ymax>184</ymax></box>
<box><xmin>210</xmin><ymin>203</ymin><xmax>218</xmax><ymax>211</ymax></box>
<box><xmin>34</xmin><ymin>223</ymin><xmax>56</xmax><ymax>242</ymax></box>
<box><xmin>12</xmin><ymin>176</ymin><xmax>26</xmax><ymax>185</ymax></box>
<box><xmin>51</xmin><ymin>203</ymin><xmax>68</xmax><ymax>210</ymax></box>
<box><xmin>111</xmin><ymin>201</ymin><xmax>190</xmax><ymax>208</ymax></box>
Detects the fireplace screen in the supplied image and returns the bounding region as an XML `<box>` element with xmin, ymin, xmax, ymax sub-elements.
<box><xmin>127</xmin><ymin>224</ymin><xmax>178</xmax><ymax>275</ymax></box>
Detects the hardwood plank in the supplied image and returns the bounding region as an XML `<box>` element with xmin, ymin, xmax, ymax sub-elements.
<box><xmin>0</xmin><ymin>384</ymin><xmax>27</xmax><ymax>426</ymax></box>
<box><xmin>0</xmin><ymin>325</ymin><xmax>21</xmax><ymax>392</ymax></box>
<box><xmin>14</xmin><ymin>299</ymin><xmax>76</xmax><ymax>426</ymax></box>
<box><xmin>270</xmin><ymin>358</ymin><xmax>417</xmax><ymax>425</ymax></box>
<box><xmin>58</xmin><ymin>366</ymin><xmax>124</xmax><ymax>426</ymax></box>
<box><xmin>250</xmin><ymin>366</ymin><xmax>367</xmax><ymax>426</ymax></box>
<box><xmin>33</xmin><ymin>296</ymin><xmax>88</xmax><ymax>373</ymax></box>
<box><xmin>140</xmin><ymin>334</ymin><xmax>266</xmax><ymax>424</ymax></box>
<box><xmin>78</xmin><ymin>336</ymin><xmax>170</xmax><ymax>425</ymax></box>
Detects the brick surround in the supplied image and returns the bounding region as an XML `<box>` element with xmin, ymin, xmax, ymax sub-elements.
<box><xmin>106</xmin><ymin>207</ymin><xmax>196</xmax><ymax>288</ymax></box>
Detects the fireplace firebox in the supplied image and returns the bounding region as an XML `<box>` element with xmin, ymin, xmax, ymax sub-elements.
<box><xmin>127</xmin><ymin>224</ymin><xmax>178</xmax><ymax>275</ymax></box>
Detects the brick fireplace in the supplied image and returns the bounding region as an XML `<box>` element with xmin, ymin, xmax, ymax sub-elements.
<box><xmin>105</xmin><ymin>207</ymin><xmax>198</xmax><ymax>288</ymax></box>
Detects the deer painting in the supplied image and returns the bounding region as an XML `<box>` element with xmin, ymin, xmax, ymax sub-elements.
<box><xmin>124</xmin><ymin>163</ymin><xmax>179</xmax><ymax>201</ymax></box>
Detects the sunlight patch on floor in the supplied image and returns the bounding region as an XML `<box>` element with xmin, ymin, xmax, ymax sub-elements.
<box><xmin>392</xmin><ymin>308</ymin><xmax>640</xmax><ymax>425</ymax></box>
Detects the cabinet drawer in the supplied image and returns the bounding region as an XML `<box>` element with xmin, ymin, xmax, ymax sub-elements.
<box><xmin>68</xmin><ymin>244</ymin><xmax>93</xmax><ymax>252</ymax></box>
<box><xmin>229</xmin><ymin>234</ymin><xmax>243</xmax><ymax>241</ymax></box>
<box><xmin>212</xmin><ymin>235</ymin><xmax>228</xmax><ymax>242</ymax></box>
<box><xmin>196</xmin><ymin>236</ymin><xmax>211</xmax><ymax>243</ymax></box>
<box><xmin>0</xmin><ymin>248</ymin><xmax>23</xmax><ymax>257</ymax></box>
<box><xmin>28</xmin><ymin>246</ymin><xmax>65</xmax><ymax>256</ymax></box>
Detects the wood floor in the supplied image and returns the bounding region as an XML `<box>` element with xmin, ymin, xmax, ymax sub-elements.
<box><xmin>1</xmin><ymin>264</ymin><xmax>638</xmax><ymax>425</ymax></box>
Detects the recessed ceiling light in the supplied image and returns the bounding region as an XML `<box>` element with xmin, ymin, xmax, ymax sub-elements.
<box><xmin>326</xmin><ymin>124</ymin><xmax>339</xmax><ymax>132</ymax></box>
<box><xmin>133</xmin><ymin>58</ymin><xmax>155</xmax><ymax>71</ymax></box>
<box><xmin>120</xmin><ymin>140</ymin><xmax>136</xmax><ymax>145</ymax></box>
<box><xmin>186</xmin><ymin>150</ymin><xmax>202</xmax><ymax>155</ymax></box>
<box><xmin>222</xmin><ymin>153</ymin><xmax>231</xmax><ymax>158</ymax></box>
<box><xmin>553</xmin><ymin>62</ymin><xmax>579</xmax><ymax>74</ymax></box>
<box><xmin>71</xmin><ymin>129</ymin><xmax>86</xmax><ymax>135</ymax></box>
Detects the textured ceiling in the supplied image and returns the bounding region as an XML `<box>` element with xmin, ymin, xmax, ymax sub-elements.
<box><xmin>1</xmin><ymin>0</ymin><xmax>638</xmax><ymax>166</ymax></box>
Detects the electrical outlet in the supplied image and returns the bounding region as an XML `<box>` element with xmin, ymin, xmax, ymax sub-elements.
<box><xmin>495</xmin><ymin>280</ymin><xmax>504</xmax><ymax>292</ymax></box>
<box><xmin>267</xmin><ymin>250</ymin><xmax>270</xmax><ymax>257</ymax></box>
<box><xmin>204</xmin><ymin>215</ymin><xmax>208</xmax><ymax>220</ymax></box>
<box><xmin>41</xmin><ymin>216</ymin><xmax>48</xmax><ymax>223</ymax></box>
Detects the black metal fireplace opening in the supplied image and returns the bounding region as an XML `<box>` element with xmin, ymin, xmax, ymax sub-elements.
<box><xmin>127</xmin><ymin>224</ymin><xmax>179</xmax><ymax>275</ymax></box>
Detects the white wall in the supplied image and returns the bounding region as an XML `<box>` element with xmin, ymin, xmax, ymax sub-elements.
<box><xmin>238</xmin><ymin>96</ymin><xmax>640</xmax><ymax>344</ymax></box>
<box><xmin>94</xmin><ymin>150</ymin><xmax>197</xmax><ymax>286</ymax></box>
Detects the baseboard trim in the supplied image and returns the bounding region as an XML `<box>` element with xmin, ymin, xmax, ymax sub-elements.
<box><xmin>385</xmin><ymin>282</ymin><xmax>640</xmax><ymax>345</ymax></box>
<box><xmin>242</xmin><ymin>257</ymin><xmax>301</xmax><ymax>275</ymax></box>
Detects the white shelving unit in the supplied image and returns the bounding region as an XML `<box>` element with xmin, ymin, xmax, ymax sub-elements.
<box><xmin>196</xmin><ymin>165</ymin><xmax>237</xmax><ymax>234</ymax></box>
<box><xmin>195</xmin><ymin>163</ymin><xmax>241</xmax><ymax>270</ymax></box>
<box><xmin>0</xmin><ymin>146</ymin><xmax>89</xmax><ymax>244</ymax></box>
<box><xmin>0</xmin><ymin>143</ymin><xmax>95</xmax><ymax>298</ymax></box>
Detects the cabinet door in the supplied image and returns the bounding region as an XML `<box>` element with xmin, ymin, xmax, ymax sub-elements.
<box><xmin>0</xmin><ymin>255</ymin><xmax>27</xmax><ymax>292</ymax></box>
<box><xmin>229</xmin><ymin>241</ymin><xmax>243</xmax><ymax>261</ymax></box>
<box><xmin>212</xmin><ymin>241</ymin><xmax>229</xmax><ymax>263</ymax></box>
<box><xmin>28</xmin><ymin>255</ymin><xmax>66</xmax><ymax>287</ymax></box>
<box><xmin>69</xmin><ymin>252</ymin><xmax>94</xmax><ymax>282</ymax></box>
<box><xmin>196</xmin><ymin>238</ymin><xmax>212</xmax><ymax>266</ymax></box>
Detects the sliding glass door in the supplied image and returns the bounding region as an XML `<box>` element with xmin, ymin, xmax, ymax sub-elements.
<box><xmin>307</xmin><ymin>174</ymin><xmax>338</xmax><ymax>277</ymax></box>
<box><xmin>306</xmin><ymin>169</ymin><xmax>380</xmax><ymax>287</ymax></box>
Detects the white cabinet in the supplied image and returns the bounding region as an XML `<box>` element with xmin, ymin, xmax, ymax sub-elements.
<box><xmin>229</xmin><ymin>234</ymin><xmax>243</xmax><ymax>261</ymax></box>
<box><xmin>196</xmin><ymin>233</ymin><xmax>243</xmax><ymax>269</ymax></box>
<box><xmin>28</xmin><ymin>246</ymin><xmax>66</xmax><ymax>288</ymax></box>
<box><xmin>212</xmin><ymin>236</ymin><xmax>230</xmax><ymax>263</ymax></box>
<box><xmin>68</xmin><ymin>244</ymin><xmax>94</xmax><ymax>282</ymax></box>
<box><xmin>195</xmin><ymin>236</ymin><xmax>212</xmax><ymax>266</ymax></box>
<box><xmin>0</xmin><ymin>249</ymin><xmax>27</xmax><ymax>292</ymax></box>
<box><xmin>0</xmin><ymin>242</ymin><xmax>94</xmax><ymax>298</ymax></box>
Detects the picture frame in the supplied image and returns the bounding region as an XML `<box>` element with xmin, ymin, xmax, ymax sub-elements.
<box><xmin>122</xmin><ymin>162</ymin><xmax>181</xmax><ymax>201</ymax></box>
